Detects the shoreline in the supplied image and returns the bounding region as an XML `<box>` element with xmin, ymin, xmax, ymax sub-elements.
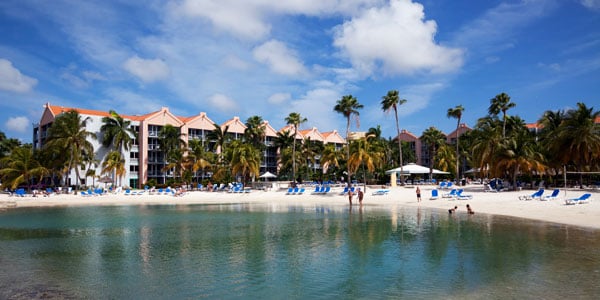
<box><xmin>2</xmin><ymin>185</ymin><xmax>599</xmax><ymax>230</ymax></box>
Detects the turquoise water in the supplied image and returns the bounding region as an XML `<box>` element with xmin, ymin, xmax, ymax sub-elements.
<box><xmin>1</xmin><ymin>203</ymin><xmax>599</xmax><ymax>299</ymax></box>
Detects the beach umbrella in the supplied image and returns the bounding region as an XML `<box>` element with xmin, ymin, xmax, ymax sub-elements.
<box><xmin>259</xmin><ymin>171</ymin><xmax>277</xmax><ymax>181</ymax></box>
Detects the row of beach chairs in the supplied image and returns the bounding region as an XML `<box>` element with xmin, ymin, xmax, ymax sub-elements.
<box><xmin>429</xmin><ymin>188</ymin><xmax>472</xmax><ymax>200</ymax></box>
<box><xmin>285</xmin><ymin>187</ymin><xmax>306</xmax><ymax>195</ymax></box>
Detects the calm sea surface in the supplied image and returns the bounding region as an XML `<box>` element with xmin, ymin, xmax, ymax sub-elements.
<box><xmin>0</xmin><ymin>202</ymin><xmax>599</xmax><ymax>299</ymax></box>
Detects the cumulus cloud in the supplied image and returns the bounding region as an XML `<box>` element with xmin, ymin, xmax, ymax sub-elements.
<box><xmin>174</xmin><ymin>0</ymin><xmax>383</xmax><ymax>40</ymax></box>
<box><xmin>123</xmin><ymin>56</ymin><xmax>170</xmax><ymax>82</ymax></box>
<box><xmin>581</xmin><ymin>0</ymin><xmax>600</xmax><ymax>10</ymax></box>
<box><xmin>333</xmin><ymin>0</ymin><xmax>463</xmax><ymax>77</ymax></box>
<box><xmin>0</xmin><ymin>59</ymin><xmax>38</xmax><ymax>93</ymax></box>
<box><xmin>208</xmin><ymin>94</ymin><xmax>238</xmax><ymax>112</ymax></box>
<box><xmin>268</xmin><ymin>93</ymin><xmax>291</xmax><ymax>104</ymax></box>
<box><xmin>5</xmin><ymin>116</ymin><xmax>30</xmax><ymax>133</ymax></box>
<box><xmin>253</xmin><ymin>40</ymin><xmax>306</xmax><ymax>76</ymax></box>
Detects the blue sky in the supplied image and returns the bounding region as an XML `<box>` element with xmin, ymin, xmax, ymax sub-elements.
<box><xmin>1</xmin><ymin>0</ymin><xmax>599</xmax><ymax>142</ymax></box>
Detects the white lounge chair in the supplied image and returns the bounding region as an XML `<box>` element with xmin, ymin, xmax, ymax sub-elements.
<box><xmin>541</xmin><ymin>189</ymin><xmax>559</xmax><ymax>201</ymax></box>
<box><xmin>565</xmin><ymin>193</ymin><xmax>591</xmax><ymax>205</ymax></box>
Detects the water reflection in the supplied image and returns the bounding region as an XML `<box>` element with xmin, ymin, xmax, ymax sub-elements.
<box><xmin>0</xmin><ymin>204</ymin><xmax>599</xmax><ymax>299</ymax></box>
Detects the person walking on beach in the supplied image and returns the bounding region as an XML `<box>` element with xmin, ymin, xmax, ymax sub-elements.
<box><xmin>348</xmin><ymin>188</ymin><xmax>354</xmax><ymax>205</ymax></box>
<box><xmin>357</xmin><ymin>188</ymin><xmax>364</xmax><ymax>205</ymax></box>
<box><xmin>416</xmin><ymin>186</ymin><xmax>421</xmax><ymax>202</ymax></box>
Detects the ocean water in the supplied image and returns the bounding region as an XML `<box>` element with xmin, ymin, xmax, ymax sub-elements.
<box><xmin>0</xmin><ymin>203</ymin><xmax>599</xmax><ymax>299</ymax></box>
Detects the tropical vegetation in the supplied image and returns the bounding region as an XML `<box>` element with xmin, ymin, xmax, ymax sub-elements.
<box><xmin>1</xmin><ymin>94</ymin><xmax>599</xmax><ymax>192</ymax></box>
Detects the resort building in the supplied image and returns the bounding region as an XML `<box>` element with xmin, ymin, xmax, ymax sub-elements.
<box><xmin>33</xmin><ymin>103</ymin><xmax>485</xmax><ymax>188</ymax></box>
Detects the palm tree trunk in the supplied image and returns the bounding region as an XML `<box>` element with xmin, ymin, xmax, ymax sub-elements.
<box><xmin>394</xmin><ymin>108</ymin><xmax>404</xmax><ymax>185</ymax></box>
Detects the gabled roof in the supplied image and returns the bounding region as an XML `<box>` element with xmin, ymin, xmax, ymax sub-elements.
<box><xmin>446</xmin><ymin>123</ymin><xmax>471</xmax><ymax>139</ymax></box>
<box><xmin>140</xmin><ymin>107</ymin><xmax>184</xmax><ymax>126</ymax></box>
<box><xmin>395</xmin><ymin>129</ymin><xmax>419</xmax><ymax>141</ymax></box>
<box><xmin>183</xmin><ymin>112</ymin><xmax>216</xmax><ymax>130</ymax></box>
<box><xmin>221</xmin><ymin>116</ymin><xmax>246</xmax><ymax>134</ymax></box>
<box><xmin>261</xmin><ymin>121</ymin><xmax>278</xmax><ymax>137</ymax></box>
<box><xmin>299</xmin><ymin>127</ymin><xmax>324</xmax><ymax>142</ymax></box>
<box><xmin>321</xmin><ymin>130</ymin><xmax>345</xmax><ymax>144</ymax></box>
<box><xmin>279</xmin><ymin>124</ymin><xmax>304</xmax><ymax>139</ymax></box>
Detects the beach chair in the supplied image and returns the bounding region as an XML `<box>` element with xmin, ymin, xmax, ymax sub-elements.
<box><xmin>312</xmin><ymin>186</ymin><xmax>323</xmax><ymax>194</ymax></box>
<box><xmin>456</xmin><ymin>189</ymin><xmax>472</xmax><ymax>200</ymax></box>
<box><xmin>371</xmin><ymin>189</ymin><xmax>389</xmax><ymax>196</ymax></box>
<box><xmin>439</xmin><ymin>182</ymin><xmax>447</xmax><ymax>190</ymax></box>
<box><xmin>430</xmin><ymin>189</ymin><xmax>439</xmax><ymax>200</ymax></box>
<box><xmin>446</xmin><ymin>182</ymin><xmax>453</xmax><ymax>190</ymax></box>
<box><xmin>519</xmin><ymin>189</ymin><xmax>544</xmax><ymax>200</ymax></box>
<box><xmin>339</xmin><ymin>187</ymin><xmax>349</xmax><ymax>195</ymax></box>
<box><xmin>443</xmin><ymin>189</ymin><xmax>457</xmax><ymax>198</ymax></box>
<box><xmin>296</xmin><ymin>188</ymin><xmax>305</xmax><ymax>195</ymax></box>
<box><xmin>80</xmin><ymin>191</ymin><xmax>91</xmax><ymax>197</ymax></box>
<box><xmin>124</xmin><ymin>189</ymin><xmax>132</xmax><ymax>196</ymax></box>
<box><xmin>321</xmin><ymin>186</ymin><xmax>331</xmax><ymax>194</ymax></box>
<box><xmin>541</xmin><ymin>189</ymin><xmax>560</xmax><ymax>201</ymax></box>
<box><xmin>565</xmin><ymin>193</ymin><xmax>591</xmax><ymax>205</ymax></box>
<box><xmin>285</xmin><ymin>187</ymin><xmax>294</xmax><ymax>195</ymax></box>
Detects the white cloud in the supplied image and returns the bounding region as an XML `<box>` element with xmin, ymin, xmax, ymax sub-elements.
<box><xmin>333</xmin><ymin>0</ymin><xmax>463</xmax><ymax>77</ymax></box>
<box><xmin>581</xmin><ymin>0</ymin><xmax>600</xmax><ymax>10</ymax></box>
<box><xmin>253</xmin><ymin>40</ymin><xmax>306</xmax><ymax>76</ymax></box>
<box><xmin>0</xmin><ymin>59</ymin><xmax>38</xmax><ymax>93</ymax></box>
<box><xmin>208</xmin><ymin>94</ymin><xmax>238</xmax><ymax>112</ymax></box>
<box><xmin>123</xmin><ymin>56</ymin><xmax>170</xmax><ymax>83</ymax></box>
<box><xmin>173</xmin><ymin>0</ymin><xmax>384</xmax><ymax>40</ymax></box>
<box><xmin>268</xmin><ymin>93</ymin><xmax>291</xmax><ymax>104</ymax></box>
<box><xmin>5</xmin><ymin>116</ymin><xmax>30</xmax><ymax>133</ymax></box>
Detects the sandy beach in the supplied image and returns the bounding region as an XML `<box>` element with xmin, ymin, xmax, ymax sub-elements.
<box><xmin>1</xmin><ymin>184</ymin><xmax>599</xmax><ymax>230</ymax></box>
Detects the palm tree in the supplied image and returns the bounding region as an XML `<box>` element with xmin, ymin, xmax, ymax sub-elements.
<box><xmin>207</xmin><ymin>123</ymin><xmax>230</xmax><ymax>164</ymax></box>
<box><xmin>0</xmin><ymin>145</ymin><xmax>48</xmax><ymax>192</ymax></box>
<box><xmin>348</xmin><ymin>134</ymin><xmax>383</xmax><ymax>188</ymax></box>
<box><xmin>381</xmin><ymin>90</ymin><xmax>407</xmax><ymax>184</ymax></box>
<box><xmin>229</xmin><ymin>140</ymin><xmax>261</xmax><ymax>184</ymax></box>
<box><xmin>320</xmin><ymin>144</ymin><xmax>342</xmax><ymax>176</ymax></box>
<box><xmin>435</xmin><ymin>143</ymin><xmax>456</xmax><ymax>176</ymax></box>
<box><xmin>0</xmin><ymin>131</ymin><xmax>21</xmax><ymax>159</ymax></box>
<box><xmin>334</xmin><ymin>95</ymin><xmax>363</xmax><ymax>185</ymax></box>
<box><xmin>538</xmin><ymin>109</ymin><xmax>567</xmax><ymax>176</ymax></box>
<box><xmin>99</xmin><ymin>110</ymin><xmax>136</xmax><ymax>154</ymax></box>
<box><xmin>285</xmin><ymin>112</ymin><xmax>307</xmax><ymax>184</ymax></box>
<box><xmin>488</xmin><ymin>92</ymin><xmax>516</xmax><ymax>138</ymax></box>
<box><xmin>158</xmin><ymin>125</ymin><xmax>186</xmax><ymax>183</ymax></box>
<box><xmin>421</xmin><ymin>127</ymin><xmax>446</xmax><ymax>181</ymax></box>
<box><xmin>470</xmin><ymin>116</ymin><xmax>503</xmax><ymax>178</ymax></box>
<box><xmin>555</xmin><ymin>103</ymin><xmax>600</xmax><ymax>185</ymax></box>
<box><xmin>45</xmin><ymin>110</ymin><xmax>96</xmax><ymax>188</ymax></box>
<box><xmin>496</xmin><ymin>128</ymin><xmax>546</xmax><ymax>190</ymax></box>
<box><xmin>244</xmin><ymin>115</ymin><xmax>266</xmax><ymax>150</ymax></box>
<box><xmin>102</xmin><ymin>151</ymin><xmax>125</xmax><ymax>187</ymax></box>
<box><xmin>447</xmin><ymin>105</ymin><xmax>464</xmax><ymax>182</ymax></box>
<box><xmin>188</xmin><ymin>139</ymin><xmax>213</xmax><ymax>184</ymax></box>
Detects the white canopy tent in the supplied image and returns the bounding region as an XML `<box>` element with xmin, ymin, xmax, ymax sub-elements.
<box><xmin>385</xmin><ymin>163</ymin><xmax>449</xmax><ymax>186</ymax></box>
<box><xmin>259</xmin><ymin>171</ymin><xmax>277</xmax><ymax>181</ymax></box>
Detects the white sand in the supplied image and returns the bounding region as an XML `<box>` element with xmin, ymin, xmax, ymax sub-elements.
<box><xmin>2</xmin><ymin>185</ymin><xmax>599</xmax><ymax>229</ymax></box>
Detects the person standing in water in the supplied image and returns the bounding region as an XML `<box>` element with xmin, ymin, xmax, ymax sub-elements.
<box><xmin>348</xmin><ymin>188</ymin><xmax>354</xmax><ymax>205</ymax></box>
<box><xmin>357</xmin><ymin>188</ymin><xmax>364</xmax><ymax>205</ymax></box>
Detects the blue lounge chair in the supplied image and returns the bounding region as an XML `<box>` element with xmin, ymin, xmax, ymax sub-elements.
<box><xmin>443</xmin><ymin>189</ymin><xmax>457</xmax><ymax>198</ymax></box>
<box><xmin>456</xmin><ymin>189</ymin><xmax>472</xmax><ymax>200</ymax></box>
<box><xmin>339</xmin><ymin>187</ymin><xmax>349</xmax><ymax>195</ymax></box>
<box><xmin>565</xmin><ymin>193</ymin><xmax>591</xmax><ymax>205</ymax></box>
<box><xmin>371</xmin><ymin>189</ymin><xmax>389</xmax><ymax>196</ymax></box>
<box><xmin>296</xmin><ymin>188</ymin><xmax>305</xmax><ymax>195</ymax></box>
<box><xmin>321</xmin><ymin>186</ymin><xmax>331</xmax><ymax>194</ymax></box>
<box><xmin>439</xmin><ymin>182</ymin><xmax>447</xmax><ymax>189</ymax></box>
<box><xmin>430</xmin><ymin>189</ymin><xmax>439</xmax><ymax>200</ymax></box>
<box><xmin>124</xmin><ymin>189</ymin><xmax>132</xmax><ymax>196</ymax></box>
<box><xmin>312</xmin><ymin>186</ymin><xmax>323</xmax><ymax>194</ymax></box>
<box><xmin>519</xmin><ymin>189</ymin><xmax>544</xmax><ymax>200</ymax></box>
<box><xmin>541</xmin><ymin>189</ymin><xmax>560</xmax><ymax>201</ymax></box>
<box><xmin>285</xmin><ymin>187</ymin><xmax>294</xmax><ymax>195</ymax></box>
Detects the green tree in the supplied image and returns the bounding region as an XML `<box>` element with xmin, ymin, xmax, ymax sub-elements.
<box><xmin>0</xmin><ymin>131</ymin><xmax>21</xmax><ymax>159</ymax></box>
<box><xmin>556</xmin><ymin>103</ymin><xmax>600</xmax><ymax>185</ymax></box>
<box><xmin>229</xmin><ymin>140</ymin><xmax>261</xmax><ymax>184</ymax></box>
<box><xmin>320</xmin><ymin>144</ymin><xmax>342</xmax><ymax>177</ymax></box>
<box><xmin>447</xmin><ymin>105</ymin><xmax>464</xmax><ymax>182</ymax></box>
<box><xmin>381</xmin><ymin>90</ymin><xmax>407</xmax><ymax>184</ymax></box>
<box><xmin>207</xmin><ymin>123</ymin><xmax>230</xmax><ymax>164</ymax></box>
<box><xmin>496</xmin><ymin>127</ymin><xmax>546</xmax><ymax>190</ymax></box>
<box><xmin>334</xmin><ymin>94</ymin><xmax>363</xmax><ymax>185</ymax></box>
<box><xmin>188</xmin><ymin>139</ymin><xmax>213</xmax><ymax>184</ymax></box>
<box><xmin>421</xmin><ymin>127</ymin><xmax>446</xmax><ymax>180</ymax></box>
<box><xmin>0</xmin><ymin>145</ymin><xmax>48</xmax><ymax>191</ymax></box>
<box><xmin>488</xmin><ymin>92</ymin><xmax>516</xmax><ymax>138</ymax></box>
<box><xmin>285</xmin><ymin>112</ymin><xmax>307</xmax><ymax>183</ymax></box>
<box><xmin>244</xmin><ymin>115</ymin><xmax>266</xmax><ymax>150</ymax></box>
<box><xmin>99</xmin><ymin>110</ymin><xmax>136</xmax><ymax>153</ymax></box>
<box><xmin>102</xmin><ymin>151</ymin><xmax>126</xmax><ymax>187</ymax></box>
<box><xmin>348</xmin><ymin>134</ymin><xmax>383</xmax><ymax>187</ymax></box>
<box><xmin>45</xmin><ymin>110</ymin><xmax>96</xmax><ymax>188</ymax></box>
